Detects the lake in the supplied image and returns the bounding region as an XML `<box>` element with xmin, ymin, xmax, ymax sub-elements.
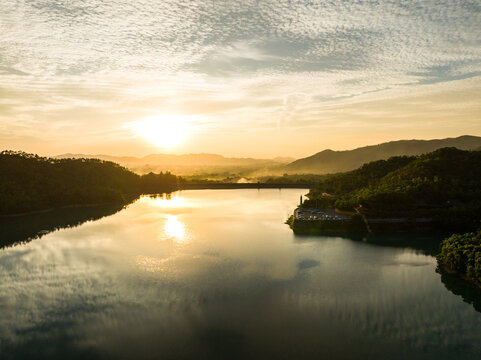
<box><xmin>1</xmin><ymin>189</ymin><xmax>480</xmax><ymax>360</ymax></box>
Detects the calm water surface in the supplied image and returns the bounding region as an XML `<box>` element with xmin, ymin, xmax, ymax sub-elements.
<box><xmin>1</xmin><ymin>189</ymin><xmax>480</xmax><ymax>360</ymax></box>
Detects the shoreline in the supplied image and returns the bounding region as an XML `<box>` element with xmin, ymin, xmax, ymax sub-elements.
<box><xmin>437</xmin><ymin>262</ymin><xmax>481</xmax><ymax>290</ymax></box>
<box><xmin>287</xmin><ymin>213</ymin><xmax>457</xmax><ymax>234</ymax></box>
<box><xmin>180</xmin><ymin>183</ymin><xmax>312</xmax><ymax>190</ymax></box>
<box><xmin>1</xmin><ymin>186</ymin><xmax>295</xmax><ymax>217</ymax></box>
<box><xmin>288</xmin><ymin>215</ymin><xmax>436</xmax><ymax>233</ymax></box>
<box><xmin>0</xmin><ymin>201</ymin><xmax>129</xmax><ymax>218</ymax></box>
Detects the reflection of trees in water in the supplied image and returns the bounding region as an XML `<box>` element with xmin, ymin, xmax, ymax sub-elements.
<box><xmin>294</xmin><ymin>232</ymin><xmax>443</xmax><ymax>256</ymax></box>
<box><xmin>437</xmin><ymin>266</ymin><xmax>481</xmax><ymax>313</ymax></box>
<box><xmin>337</xmin><ymin>233</ymin><xmax>481</xmax><ymax>312</ymax></box>
<box><xmin>351</xmin><ymin>233</ymin><xmax>443</xmax><ymax>256</ymax></box>
<box><xmin>295</xmin><ymin>232</ymin><xmax>481</xmax><ymax>313</ymax></box>
<box><xmin>0</xmin><ymin>203</ymin><xmax>127</xmax><ymax>249</ymax></box>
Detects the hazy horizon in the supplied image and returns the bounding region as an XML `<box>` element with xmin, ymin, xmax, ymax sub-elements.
<box><xmin>1</xmin><ymin>1</ymin><xmax>480</xmax><ymax>158</ymax></box>
<box><xmin>4</xmin><ymin>134</ymin><xmax>481</xmax><ymax>160</ymax></box>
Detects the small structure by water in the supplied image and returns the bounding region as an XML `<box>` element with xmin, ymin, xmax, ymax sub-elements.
<box><xmin>294</xmin><ymin>207</ymin><xmax>349</xmax><ymax>221</ymax></box>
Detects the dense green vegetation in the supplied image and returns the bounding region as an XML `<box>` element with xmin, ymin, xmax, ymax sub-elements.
<box><xmin>438</xmin><ymin>231</ymin><xmax>481</xmax><ymax>286</ymax></box>
<box><xmin>0</xmin><ymin>151</ymin><xmax>180</xmax><ymax>215</ymax></box>
<box><xmin>303</xmin><ymin>147</ymin><xmax>481</xmax><ymax>232</ymax></box>
<box><xmin>306</xmin><ymin>156</ymin><xmax>416</xmax><ymax>196</ymax></box>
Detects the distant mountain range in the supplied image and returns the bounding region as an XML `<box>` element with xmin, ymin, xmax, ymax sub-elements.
<box><xmin>56</xmin><ymin>135</ymin><xmax>481</xmax><ymax>176</ymax></box>
<box><xmin>285</xmin><ymin>135</ymin><xmax>481</xmax><ymax>174</ymax></box>
<box><xmin>54</xmin><ymin>153</ymin><xmax>294</xmax><ymax>175</ymax></box>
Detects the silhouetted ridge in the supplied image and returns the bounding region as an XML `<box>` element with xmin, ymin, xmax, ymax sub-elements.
<box><xmin>0</xmin><ymin>151</ymin><xmax>179</xmax><ymax>215</ymax></box>
<box><xmin>286</xmin><ymin>135</ymin><xmax>481</xmax><ymax>174</ymax></box>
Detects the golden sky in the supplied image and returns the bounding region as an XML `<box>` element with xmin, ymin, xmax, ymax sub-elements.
<box><xmin>1</xmin><ymin>1</ymin><xmax>480</xmax><ymax>158</ymax></box>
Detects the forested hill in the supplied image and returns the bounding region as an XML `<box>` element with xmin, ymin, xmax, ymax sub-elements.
<box><xmin>286</xmin><ymin>135</ymin><xmax>481</xmax><ymax>174</ymax></box>
<box><xmin>0</xmin><ymin>151</ymin><xmax>179</xmax><ymax>215</ymax></box>
<box><xmin>305</xmin><ymin>147</ymin><xmax>481</xmax><ymax>231</ymax></box>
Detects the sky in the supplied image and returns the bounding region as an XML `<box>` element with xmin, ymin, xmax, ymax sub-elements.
<box><xmin>1</xmin><ymin>0</ymin><xmax>480</xmax><ymax>158</ymax></box>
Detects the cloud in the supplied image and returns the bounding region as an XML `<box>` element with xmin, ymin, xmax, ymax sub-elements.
<box><xmin>0</xmin><ymin>0</ymin><xmax>480</xmax><ymax>155</ymax></box>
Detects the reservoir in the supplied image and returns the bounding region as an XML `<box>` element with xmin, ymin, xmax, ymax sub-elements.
<box><xmin>1</xmin><ymin>189</ymin><xmax>480</xmax><ymax>359</ymax></box>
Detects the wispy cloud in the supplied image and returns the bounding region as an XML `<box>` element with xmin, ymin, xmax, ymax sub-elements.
<box><xmin>0</xmin><ymin>0</ymin><xmax>480</xmax><ymax>156</ymax></box>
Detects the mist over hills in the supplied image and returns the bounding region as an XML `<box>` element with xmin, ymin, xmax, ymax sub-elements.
<box><xmin>55</xmin><ymin>153</ymin><xmax>294</xmax><ymax>176</ymax></box>
<box><xmin>55</xmin><ymin>135</ymin><xmax>481</xmax><ymax>177</ymax></box>
<box><xmin>285</xmin><ymin>135</ymin><xmax>481</xmax><ymax>174</ymax></box>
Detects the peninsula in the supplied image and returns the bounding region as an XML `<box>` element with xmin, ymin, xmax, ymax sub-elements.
<box><xmin>288</xmin><ymin>147</ymin><xmax>481</xmax><ymax>235</ymax></box>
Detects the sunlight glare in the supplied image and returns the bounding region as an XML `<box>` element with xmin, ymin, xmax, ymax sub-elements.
<box><xmin>164</xmin><ymin>215</ymin><xmax>186</xmax><ymax>242</ymax></box>
<box><xmin>132</xmin><ymin>115</ymin><xmax>189</xmax><ymax>148</ymax></box>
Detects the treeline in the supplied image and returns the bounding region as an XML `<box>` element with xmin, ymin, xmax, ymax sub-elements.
<box><xmin>304</xmin><ymin>148</ymin><xmax>481</xmax><ymax>231</ymax></box>
<box><xmin>258</xmin><ymin>174</ymin><xmax>327</xmax><ymax>184</ymax></box>
<box><xmin>438</xmin><ymin>231</ymin><xmax>481</xmax><ymax>286</ymax></box>
<box><xmin>307</xmin><ymin>155</ymin><xmax>416</xmax><ymax>196</ymax></box>
<box><xmin>0</xmin><ymin>151</ymin><xmax>180</xmax><ymax>215</ymax></box>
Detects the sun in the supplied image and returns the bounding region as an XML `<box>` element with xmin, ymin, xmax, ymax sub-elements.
<box><xmin>133</xmin><ymin>115</ymin><xmax>189</xmax><ymax>148</ymax></box>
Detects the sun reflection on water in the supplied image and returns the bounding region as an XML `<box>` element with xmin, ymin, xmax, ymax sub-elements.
<box><xmin>164</xmin><ymin>215</ymin><xmax>186</xmax><ymax>242</ymax></box>
<box><xmin>135</xmin><ymin>255</ymin><xmax>166</xmax><ymax>273</ymax></box>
